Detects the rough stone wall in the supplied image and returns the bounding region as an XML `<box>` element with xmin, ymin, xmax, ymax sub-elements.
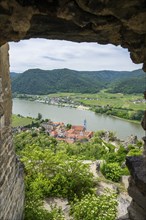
<box><xmin>0</xmin><ymin>0</ymin><xmax>146</xmax><ymax>70</ymax></box>
<box><xmin>0</xmin><ymin>1</ymin><xmax>146</xmax><ymax>220</ymax></box>
<box><xmin>0</xmin><ymin>44</ymin><xmax>24</xmax><ymax>220</ymax></box>
<box><xmin>126</xmin><ymin>156</ymin><xmax>146</xmax><ymax>220</ymax></box>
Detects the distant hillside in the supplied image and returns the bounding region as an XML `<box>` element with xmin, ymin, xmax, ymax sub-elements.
<box><xmin>11</xmin><ymin>69</ymin><xmax>104</xmax><ymax>94</ymax></box>
<box><xmin>10</xmin><ymin>72</ymin><xmax>19</xmax><ymax>79</ymax></box>
<box><xmin>107</xmin><ymin>69</ymin><xmax>145</xmax><ymax>94</ymax></box>
<box><xmin>11</xmin><ymin>68</ymin><xmax>145</xmax><ymax>95</ymax></box>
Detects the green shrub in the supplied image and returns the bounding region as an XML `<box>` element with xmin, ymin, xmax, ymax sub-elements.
<box><xmin>20</xmin><ymin>144</ymin><xmax>94</xmax><ymax>201</ymax></box>
<box><xmin>71</xmin><ymin>192</ymin><xmax>117</xmax><ymax>220</ymax></box>
<box><xmin>101</xmin><ymin>162</ymin><xmax>123</xmax><ymax>182</ymax></box>
<box><xmin>25</xmin><ymin>198</ymin><xmax>65</xmax><ymax>220</ymax></box>
<box><xmin>122</xmin><ymin>167</ymin><xmax>130</xmax><ymax>176</ymax></box>
<box><xmin>49</xmin><ymin>160</ymin><xmax>94</xmax><ymax>200</ymax></box>
<box><xmin>127</xmin><ymin>148</ymin><xmax>143</xmax><ymax>156</ymax></box>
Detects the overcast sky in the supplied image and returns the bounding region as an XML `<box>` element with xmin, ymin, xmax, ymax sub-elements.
<box><xmin>9</xmin><ymin>38</ymin><xmax>142</xmax><ymax>73</ymax></box>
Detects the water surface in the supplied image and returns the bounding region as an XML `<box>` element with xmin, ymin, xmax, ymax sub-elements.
<box><xmin>12</xmin><ymin>98</ymin><xmax>144</xmax><ymax>140</ymax></box>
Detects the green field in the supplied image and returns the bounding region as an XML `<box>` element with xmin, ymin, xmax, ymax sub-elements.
<box><xmin>17</xmin><ymin>91</ymin><xmax>145</xmax><ymax>111</ymax></box>
<box><xmin>12</xmin><ymin>114</ymin><xmax>35</xmax><ymax>127</ymax></box>
<box><xmin>46</xmin><ymin>91</ymin><xmax>145</xmax><ymax>111</ymax></box>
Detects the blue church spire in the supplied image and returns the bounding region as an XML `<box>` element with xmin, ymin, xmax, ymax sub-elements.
<box><xmin>84</xmin><ymin>119</ymin><xmax>87</xmax><ymax>130</ymax></box>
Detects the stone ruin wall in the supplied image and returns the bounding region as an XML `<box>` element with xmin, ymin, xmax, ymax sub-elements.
<box><xmin>0</xmin><ymin>44</ymin><xmax>24</xmax><ymax>220</ymax></box>
<box><xmin>126</xmin><ymin>156</ymin><xmax>146</xmax><ymax>220</ymax></box>
<box><xmin>0</xmin><ymin>1</ymin><xmax>146</xmax><ymax>219</ymax></box>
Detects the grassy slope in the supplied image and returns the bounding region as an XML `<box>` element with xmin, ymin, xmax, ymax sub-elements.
<box><xmin>12</xmin><ymin>114</ymin><xmax>35</xmax><ymax>127</ymax></box>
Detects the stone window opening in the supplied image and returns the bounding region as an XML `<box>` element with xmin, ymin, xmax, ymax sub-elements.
<box><xmin>0</xmin><ymin>1</ymin><xmax>146</xmax><ymax>219</ymax></box>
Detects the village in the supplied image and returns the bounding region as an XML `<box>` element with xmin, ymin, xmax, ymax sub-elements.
<box><xmin>42</xmin><ymin>120</ymin><xmax>93</xmax><ymax>143</ymax></box>
<box><xmin>13</xmin><ymin>118</ymin><xmax>94</xmax><ymax>144</ymax></box>
<box><xmin>13</xmin><ymin>94</ymin><xmax>91</xmax><ymax>109</ymax></box>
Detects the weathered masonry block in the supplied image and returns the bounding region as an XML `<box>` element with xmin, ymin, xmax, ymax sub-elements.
<box><xmin>0</xmin><ymin>1</ymin><xmax>146</xmax><ymax>219</ymax></box>
<box><xmin>126</xmin><ymin>156</ymin><xmax>146</xmax><ymax>220</ymax></box>
<box><xmin>0</xmin><ymin>44</ymin><xmax>24</xmax><ymax>220</ymax></box>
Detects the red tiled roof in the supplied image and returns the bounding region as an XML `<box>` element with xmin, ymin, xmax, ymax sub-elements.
<box><xmin>85</xmin><ymin>131</ymin><xmax>94</xmax><ymax>137</ymax></box>
<box><xmin>66</xmin><ymin>133</ymin><xmax>76</xmax><ymax>138</ymax></box>
<box><xmin>76</xmin><ymin>135</ymin><xmax>87</xmax><ymax>140</ymax></box>
<box><xmin>67</xmin><ymin>129</ymin><xmax>75</xmax><ymax>134</ymax></box>
<box><xmin>50</xmin><ymin>131</ymin><xmax>58</xmax><ymax>136</ymax></box>
<box><xmin>71</xmin><ymin>125</ymin><xmax>85</xmax><ymax>131</ymax></box>
<box><xmin>53</xmin><ymin>122</ymin><xmax>64</xmax><ymax>125</ymax></box>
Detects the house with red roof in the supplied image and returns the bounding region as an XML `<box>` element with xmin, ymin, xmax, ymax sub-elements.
<box><xmin>65</xmin><ymin>125</ymin><xmax>93</xmax><ymax>143</ymax></box>
<box><xmin>50</xmin><ymin>130</ymin><xmax>58</xmax><ymax>137</ymax></box>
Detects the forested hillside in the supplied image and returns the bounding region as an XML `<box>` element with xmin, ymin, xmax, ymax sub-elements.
<box><xmin>10</xmin><ymin>72</ymin><xmax>19</xmax><ymax>79</ymax></box>
<box><xmin>107</xmin><ymin>75</ymin><xmax>145</xmax><ymax>94</ymax></box>
<box><xmin>11</xmin><ymin>68</ymin><xmax>145</xmax><ymax>94</ymax></box>
<box><xmin>11</xmin><ymin>69</ymin><xmax>104</xmax><ymax>94</ymax></box>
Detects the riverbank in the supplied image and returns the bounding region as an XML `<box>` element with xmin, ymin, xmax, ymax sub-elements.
<box><xmin>13</xmin><ymin>91</ymin><xmax>144</xmax><ymax>124</ymax></box>
<box><xmin>12</xmin><ymin>98</ymin><xmax>143</xmax><ymax>139</ymax></box>
<box><xmin>110</xmin><ymin>114</ymin><xmax>141</xmax><ymax>125</ymax></box>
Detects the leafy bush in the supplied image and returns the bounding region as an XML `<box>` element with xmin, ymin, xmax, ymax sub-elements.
<box><xmin>20</xmin><ymin>144</ymin><xmax>94</xmax><ymax>201</ymax></box>
<box><xmin>25</xmin><ymin>197</ymin><xmax>65</xmax><ymax>220</ymax></box>
<box><xmin>71</xmin><ymin>192</ymin><xmax>117</xmax><ymax>220</ymax></box>
<box><xmin>127</xmin><ymin>148</ymin><xmax>143</xmax><ymax>156</ymax></box>
<box><xmin>105</xmin><ymin>146</ymin><xmax>127</xmax><ymax>165</ymax></box>
<box><xmin>14</xmin><ymin>130</ymin><xmax>138</xmax><ymax>220</ymax></box>
<box><xmin>101</xmin><ymin>162</ymin><xmax>123</xmax><ymax>182</ymax></box>
<box><xmin>49</xmin><ymin>160</ymin><xmax>94</xmax><ymax>200</ymax></box>
<box><xmin>122</xmin><ymin>167</ymin><xmax>130</xmax><ymax>176</ymax></box>
<box><xmin>14</xmin><ymin>132</ymin><xmax>57</xmax><ymax>152</ymax></box>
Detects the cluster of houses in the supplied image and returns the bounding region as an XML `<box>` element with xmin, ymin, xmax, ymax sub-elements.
<box><xmin>132</xmin><ymin>99</ymin><xmax>146</xmax><ymax>104</ymax></box>
<box><xmin>35</xmin><ymin>96</ymin><xmax>78</xmax><ymax>108</ymax></box>
<box><xmin>41</xmin><ymin>121</ymin><xmax>93</xmax><ymax>143</ymax></box>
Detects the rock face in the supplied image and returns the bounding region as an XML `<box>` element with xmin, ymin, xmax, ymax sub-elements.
<box><xmin>126</xmin><ymin>156</ymin><xmax>146</xmax><ymax>220</ymax></box>
<box><xmin>0</xmin><ymin>0</ymin><xmax>146</xmax><ymax>70</ymax></box>
<box><xmin>0</xmin><ymin>44</ymin><xmax>24</xmax><ymax>220</ymax></box>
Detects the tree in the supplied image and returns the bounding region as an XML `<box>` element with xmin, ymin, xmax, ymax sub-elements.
<box><xmin>66</xmin><ymin>123</ymin><xmax>72</xmax><ymax>130</ymax></box>
<box><xmin>37</xmin><ymin>112</ymin><xmax>42</xmax><ymax>121</ymax></box>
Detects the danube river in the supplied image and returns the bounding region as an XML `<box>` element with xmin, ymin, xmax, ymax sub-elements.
<box><xmin>12</xmin><ymin>98</ymin><xmax>144</xmax><ymax>140</ymax></box>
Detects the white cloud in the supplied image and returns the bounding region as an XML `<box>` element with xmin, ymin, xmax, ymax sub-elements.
<box><xmin>9</xmin><ymin>38</ymin><xmax>142</xmax><ymax>73</ymax></box>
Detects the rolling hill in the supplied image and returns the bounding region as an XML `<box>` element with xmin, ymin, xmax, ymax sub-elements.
<box><xmin>10</xmin><ymin>72</ymin><xmax>19</xmax><ymax>79</ymax></box>
<box><xmin>11</xmin><ymin>68</ymin><xmax>145</xmax><ymax>95</ymax></box>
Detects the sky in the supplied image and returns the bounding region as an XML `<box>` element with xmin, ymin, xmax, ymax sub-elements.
<box><xmin>9</xmin><ymin>38</ymin><xmax>142</xmax><ymax>73</ymax></box>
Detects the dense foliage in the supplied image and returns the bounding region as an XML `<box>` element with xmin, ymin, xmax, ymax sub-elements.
<box><xmin>11</xmin><ymin>68</ymin><xmax>144</xmax><ymax>95</ymax></box>
<box><xmin>108</xmin><ymin>75</ymin><xmax>145</xmax><ymax>94</ymax></box>
<box><xmin>71</xmin><ymin>192</ymin><xmax>117</xmax><ymax>220</ymax></box>
<box><xmin>14</xmin><ymin>131</ymin><xmax>113</xmax><ymax>161</ymax></box>
<box><xmin>17</xmin><ymin>145</ymin><xmax>94</xmax><ymax>199</ymax></box>
<box><xmin>101</xmin><ymin>162</ymin><xmax>125</xmax><ymax>182</ymax></box>
<box><xmin>11</xmin><ymin>68</ymin><xmax>102</xmax><ymax>94</ymax></box>
<box><xmin>14</xmin><ymin>130</ymin><xmax>143</xmax><ymax>219</ymax></box>
<box><xmin>95</xmin><ymin>106</ymin><xmax>144</xmax><ymax>121</ymax></box>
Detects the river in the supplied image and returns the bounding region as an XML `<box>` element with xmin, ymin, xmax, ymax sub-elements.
<box><xmin>12</xmin><ymin>98</ymin><xmax>144</xmax><ymax>140</ymax></box>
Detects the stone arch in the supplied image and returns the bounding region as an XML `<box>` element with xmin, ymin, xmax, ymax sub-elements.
<box><xmin>0</xmin><ymin>1</ymin><xmax>146</xmax><ymax>219</ymax></box>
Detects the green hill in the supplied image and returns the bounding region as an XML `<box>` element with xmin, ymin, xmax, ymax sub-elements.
<box><xmin>107</xmin><ymin>69</ymin><xmax>145</xmax><ymax>94</ymax></box>
<box><xmin>11</xmin><ymin>68</ymin><xmax>145</xmax><ymax>95</ymax></box>
<box><xmin>10</xmin><ymin>72</ymin><xmax>19</xmax><ymax>79</ymax></box>
<box><xmin>11</xmin><ymin>68</ymin><xmax>103</xmax><ymax>94</ymax></box>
